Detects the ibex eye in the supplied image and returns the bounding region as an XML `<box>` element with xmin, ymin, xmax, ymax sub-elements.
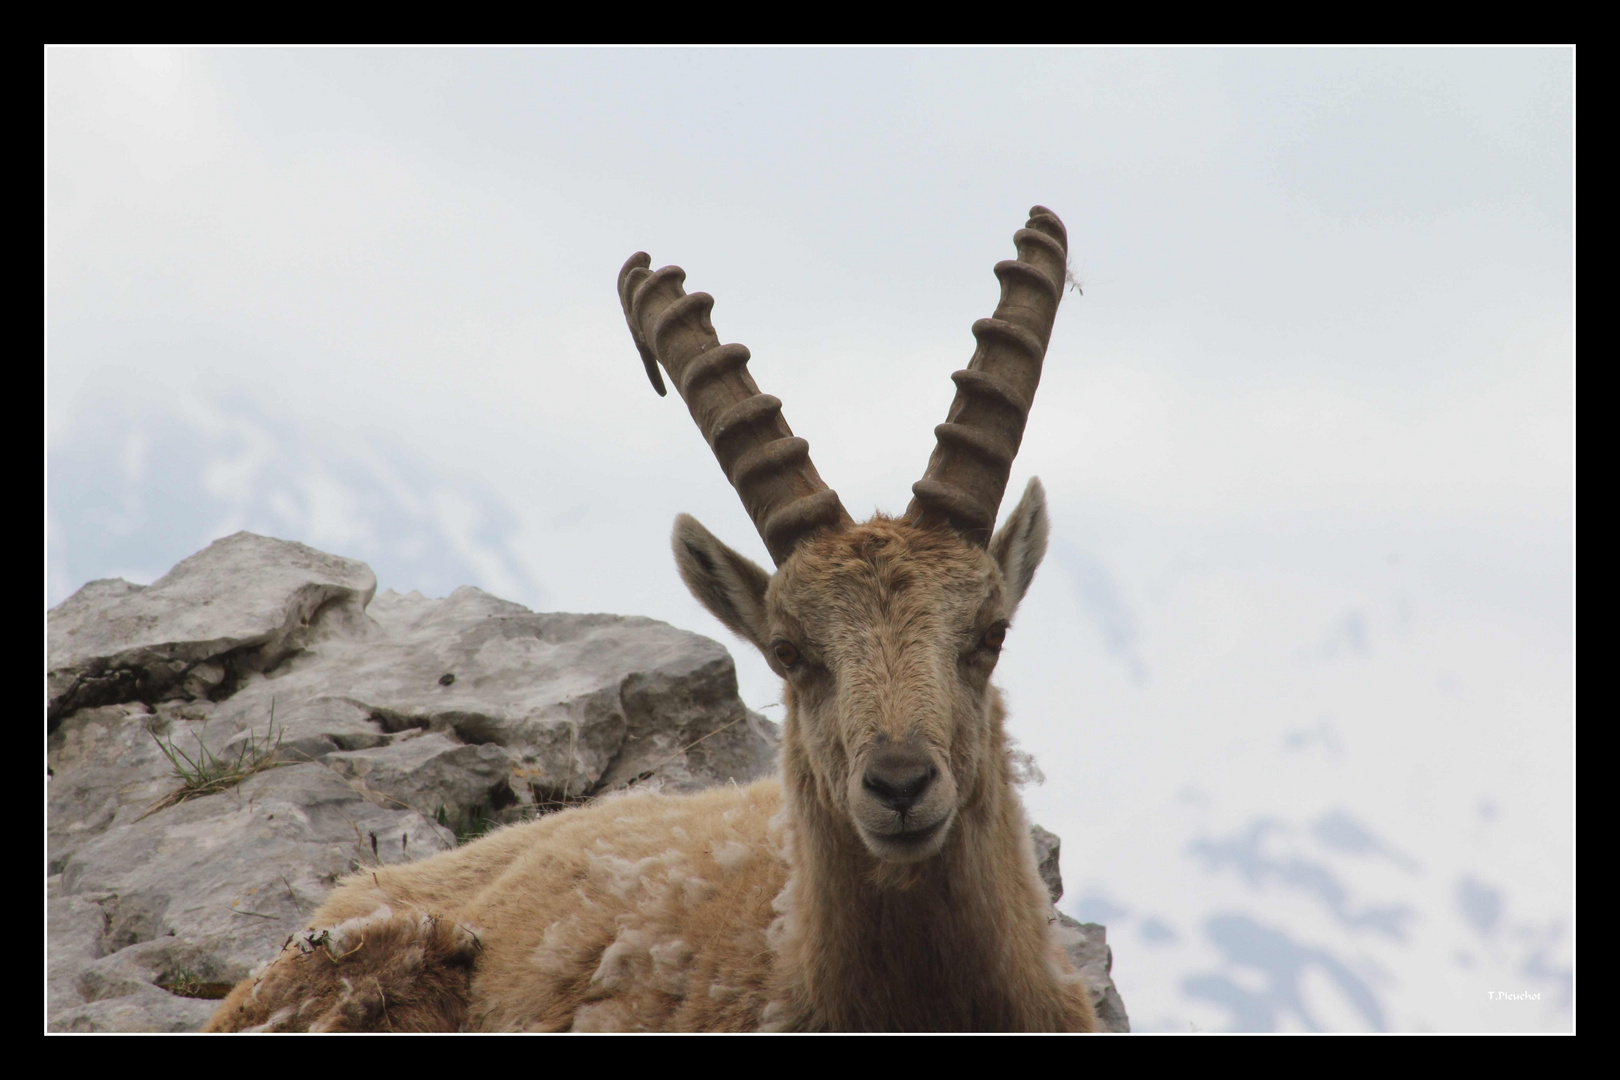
<box><xmin>982</xmin><ymin>624</ymin><xmax>1008</xmax><ymax>651</ymax></box>
<box><xmin>772</xmin><ymin>641</ymin><xmax>802</xmax><ymax>668</ymax></box>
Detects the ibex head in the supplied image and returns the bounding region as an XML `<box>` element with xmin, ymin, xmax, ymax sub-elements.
<box><xmin>619</xmin><ymin>207</ymin><xmax>1067</xmax><ymax>870</ymax></box>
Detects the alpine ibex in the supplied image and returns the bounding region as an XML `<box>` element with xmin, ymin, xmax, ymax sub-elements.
<box><xmin>206</xmin><ymin>206</ymin><xmax>1095</xmax><ymax>1032</ymax></box>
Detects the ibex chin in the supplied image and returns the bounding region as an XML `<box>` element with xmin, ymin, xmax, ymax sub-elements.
<box><xmin>206</xmin><ymin>206</ymin><xmax>1096</xmax><ymax>1032</ymax></box>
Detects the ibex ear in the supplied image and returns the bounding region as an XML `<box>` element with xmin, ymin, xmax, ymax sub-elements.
<box><xmin>672</xmin><ymin>514</ymin><xmax>773</xmax><ymax>652</ymax></box>
<box><xmin>988</xmin><ymin>477</ymin><xmax>1050</xmax><ymax>614</ymax></box>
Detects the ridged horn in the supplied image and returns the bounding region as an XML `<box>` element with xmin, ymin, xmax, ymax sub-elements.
<box><xmin>905</xmin><ymin>206</ymin><xmax>1068</xmax><ymax>544</ymax></box>
<box><xmin>619</xmin><ymin>251</ymin><xmax>853</xmax><ymax>566</ymax></box>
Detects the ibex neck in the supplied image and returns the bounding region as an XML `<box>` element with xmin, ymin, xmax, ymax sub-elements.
<box><xmin>772</xmin><ymin>734</ymin><xmax>1062</xmax><ymax>1031</ymax></box>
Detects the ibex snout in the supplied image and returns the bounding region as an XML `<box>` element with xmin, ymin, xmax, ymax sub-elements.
<box><xmin>862</xmin><ymin>749</ymin><xmax>938</xmax><ymax>812</ymax></box>
<box><xmin>850</xmin><ymin>738</ymin><xmax>957</xmax><ymax>864</ymax></box>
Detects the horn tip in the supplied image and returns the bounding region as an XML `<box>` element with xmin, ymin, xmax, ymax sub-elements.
<box><xmin>620</xmin><ymin>251</ymin><xmax>652</xmax><ymax>279</ymax></box>
<box><xmin>1023</xmin><ymin>207</ymin><xmax>1069</xmax><ymax>253</ymax></box>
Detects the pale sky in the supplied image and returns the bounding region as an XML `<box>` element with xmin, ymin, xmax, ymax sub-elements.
<box><xmin>47</xmin><ymin>48</ymin><xmax>1573</xmax><ymax>1031</ymax></box>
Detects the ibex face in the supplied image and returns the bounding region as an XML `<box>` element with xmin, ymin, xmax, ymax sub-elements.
<box><xmin>777</xmin><ymin>522</ymin><xmax>997</xmax><ymax>863</ymax></box>
<box><xmin>673</xmin><ymin>487</ymin><xmax>1049</xmax><ymax>865</ymax></box>
<box><xmin>620</xmin><ymin>207</ymin><xmax>1068</xmax><ymax>870</ymax></box>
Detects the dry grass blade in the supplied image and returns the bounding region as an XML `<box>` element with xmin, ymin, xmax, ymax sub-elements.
<box><xmin>157</xmin><ymin>971</ymin><xmax>235</xmax><ymax>1000</ymax></box>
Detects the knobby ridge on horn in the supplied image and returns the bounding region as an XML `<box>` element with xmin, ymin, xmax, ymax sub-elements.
<box><xmin>906</xmin><ymin>205</ymin><xmax>1068</xmax><ymax>546</ymax></box>
<box><xmin>620</xmin><ymin>204</ymin><xmax>1068</xmax><ymax>558</ymax></box>
<box><xmin>617</xmin><ymin>250</ymin><xmax>852</xmax><ymax>567</ymax></box>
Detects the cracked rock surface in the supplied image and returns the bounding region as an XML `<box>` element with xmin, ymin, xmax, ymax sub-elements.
<box><xmin>1033</xmin><ymin>825</ymin><xmax>1131</xmax><ymax>1031</ymax></box>
<box><xmin>46</xmin><ymin>531</ymin><xmax>1125</xmax><ymax>1032</ymax></box>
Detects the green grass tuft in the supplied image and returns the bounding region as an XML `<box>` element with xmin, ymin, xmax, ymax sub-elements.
<box><xmin>142</xmin><ymin>700</ymin><xmax>285</xmax><ymax>817</ymax></box>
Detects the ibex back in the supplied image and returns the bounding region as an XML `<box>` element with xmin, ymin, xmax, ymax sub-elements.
<box><xmin>206</xmin><ymin>206</ymin><xmax>1097</xmax><ymax>1032</ymax></box>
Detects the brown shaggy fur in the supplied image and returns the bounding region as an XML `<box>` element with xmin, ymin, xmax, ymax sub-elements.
<box><xmin>204</xmin><ymin>910</ymin><xmax>480</xmax><ymax>1032</ymax></box>
<box><xmin>207</xmin><ymin>485</ymin><xmax>1097</xmax><ymax>1032</ymax></box>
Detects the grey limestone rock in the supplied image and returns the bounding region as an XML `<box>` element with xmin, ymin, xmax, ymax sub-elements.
<box><xmin>48</xmin><ymin>702</ymin><xmax>183</xmax><ymax>874</ymax></box>
<box><xmin>1031</xmin><ymin>823</ymin><xmax>1064</xmax><ymax>904</ymax></box>
<box><xmin>1058</xmin><ymin>913</ymin><xmax>1132</xmax><ymax>1033</ymax></box>
<box><xmin>1028</xmin><ymin>824</ymin><xmax>1130</xmax><ymax>1031</ymax></box>
<box><xmin>322</xmin><ymin>732</ymin><xmax>518</xmax><ymax>831</ymax></box>
<box><xmin>61</xmin><ymin>762</ymin><xmax>455</xmax><ymax>973</ymax></box>
<box><xmin>47</xmin><ymin>876</ymin><xmax>108</xmax><ymax>1019</ymax></box>
<box><xmin>45</xmin><ymin>531</ymin><xmax>1122</xmax><ymax>1032</ymax></box>
<box><xmin>49</xmin><ymin>982</ymin><xmax>220</xmax><ymax>1033</ymax></box>
<box><xmin>47</xmin><ymin>533</ymin><xmax>376</xmax><ymax>726</ymax></box>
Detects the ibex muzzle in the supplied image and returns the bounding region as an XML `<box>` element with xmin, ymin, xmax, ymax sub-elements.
<box><xmin>854</xmin><ymin>739</ymin><xmax>954</xmax><ymax>861</ymax></box>
<box><xmin>863</xmin><ymin>744</ymin><xmax>938</xmax><ymax>813</ymax></box>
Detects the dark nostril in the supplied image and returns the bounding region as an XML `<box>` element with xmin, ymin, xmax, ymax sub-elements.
<box><xmin>862</xmin><ymin>761</ymin><xmax>937</xmax><ymax>811</ymax></box>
